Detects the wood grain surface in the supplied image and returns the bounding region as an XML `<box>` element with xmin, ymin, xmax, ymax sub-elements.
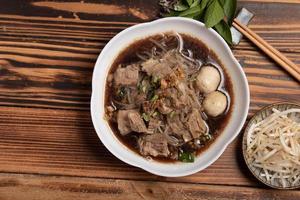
<box><xmin>1</xmin><ymin>173</ymin><xmax>300</xmax><ymax>200</ymax></box>
<box><xmin>0</xmin><ymin>0</ymin><xmax>299</xmax><ymax>199</ymax></box>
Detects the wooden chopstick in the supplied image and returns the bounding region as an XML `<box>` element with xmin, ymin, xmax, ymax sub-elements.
<box><xmin>233</xmin><ymin>20</ymin><xmax>300</xmax><ymax>74</ymax></box>
<box><xmin>232</xmin><ymin>19</ymin><xmax>300</xmax><ymax>82</ymax></box>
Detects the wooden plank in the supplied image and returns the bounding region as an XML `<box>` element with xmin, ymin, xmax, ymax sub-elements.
<box><xmin>0</xmin><ymin>46</ymin><xmax>298</xmax><ymax>112</ymax></box>
<box><xmin>0</xmin><ymin>1</ymin><xmax>299</xmax><ymax>24</ymax></box>
<box><xmin>0</xmin><ymin>15</ymin><xmax>299</xmax><ymax>111</ymax></box>
<box><xmin>0</xmin><ymin>173</ymin><xmax>299</xmax><ymax>200</ymax></box>
<box><xmin>0</xmin><ymin>106</ymin><xmax>255</xmax><ymax>186</ymax></box>
<box><xmin>239</xmin><ymin>1</ymin><xmax>300</xmax><ymax>25</ymax></box>
<box><xmin>0</xmin><ymin>0</ymin><xmax>157</xmax><ymax>21</ymax></box>
<box><xmin>0</xmin><ymin>0</ymin><xmax>299</xmax><ymax>194</ymax></box>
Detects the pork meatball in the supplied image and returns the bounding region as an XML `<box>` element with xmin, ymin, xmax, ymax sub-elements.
<box><xmin>203</xmin><ymin>91</ymin><xmax>227</xmax><ymax>117</ymax></box>
<box><xmin>196</xmin><ymin>66</ymin><xmax>221</xmax><ymax>94</ymax></box>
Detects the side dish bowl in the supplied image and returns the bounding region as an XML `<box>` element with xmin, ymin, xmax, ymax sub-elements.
<box><xmin>91</xmin><ymin>17</ymin><xmax>250</xmax><ymax>177</ymax></box>
<box><xmin>242</xmin><ymin>102</ymin><xmax>300</xmax><ymax>189</ymax></box>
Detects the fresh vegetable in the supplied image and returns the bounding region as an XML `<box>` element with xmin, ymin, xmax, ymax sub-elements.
<box><xmin>142</xmin><ymin>113</ymin><xmax>150</xmax><ymax>122</ymax></box>
<box><xmin>151</xmin><ymin>94</ymin><xmax>159</xmax><ymax>102</ymax></box>
<box><xmin>116</xmin><ymin>86</ymin><xmax>127</xmax><ymax>99</ymax></box>
<box><xmin>178</xmin><ymin>151</ymin><xmax>195</xmax><ymax>162</ymax></box>
<box><xmin>246</xmin><ymin>108</ymin><xmax>300</xmax><ymax>188</ymax></box>
<box><xmin>159</xmin><ymin>0</ymin><xmax>237</xmax><ymax>45</ymax></box>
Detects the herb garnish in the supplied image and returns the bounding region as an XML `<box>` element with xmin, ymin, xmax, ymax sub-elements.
<box><xmin>116</xmin><ymin>86</ymin><xmax>127</xmax><ymax>99</ymax></box>
<box><xmin>151</xmin><ymin>94</ymin><xmax>159</xmax><ymax>102</ymax></box>
<box><xmin>159</xmin><ymin>0</ymin><xmax>237</xmax><ymax>45</ymax></box>
<box><xmin>178</xmin><ymin>151</ymin><xmax>195</xmax><ymax>162</ymax></box>
<box><xmin>142</xmin><ymin>113</ymin><xmax>150</xmax><ymax>122</ymax></box>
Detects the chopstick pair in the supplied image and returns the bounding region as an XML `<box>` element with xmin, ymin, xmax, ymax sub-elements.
<box><xmin>232</xmin><ymin>19</ymin><xmax>300</xmax><ymax>82</ymax></box>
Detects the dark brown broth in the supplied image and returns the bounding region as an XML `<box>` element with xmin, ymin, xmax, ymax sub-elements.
<box><xmin>105</xmin><ymin>33</ymin><xmax>234</xmax><ymax>162</ymax></box>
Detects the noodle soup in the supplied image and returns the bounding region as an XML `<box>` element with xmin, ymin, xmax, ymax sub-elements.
<box><xmin>105</xmin><ymin>32</ymin><xmax>233</xmax><ymax>162</ymax></box>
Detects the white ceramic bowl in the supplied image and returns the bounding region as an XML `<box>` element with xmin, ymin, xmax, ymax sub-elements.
<box><xmin>91</xmin><ymin>17</ymin><xmax>250</xmax><ymax>177</ymax></box>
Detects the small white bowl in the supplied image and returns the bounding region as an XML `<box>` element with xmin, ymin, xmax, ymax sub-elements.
<box><xmin>242</xmin><ymin>102</ymin><xmax>300</xmax><ymax>189</ymax></box>
<box><xmin>91</xmin><ymin>17</ymin><xmax>250</xmax><ymax>177</ymax></box>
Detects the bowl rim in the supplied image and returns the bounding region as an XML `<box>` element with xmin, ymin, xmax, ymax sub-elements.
<box><xmin>242</xmin><ymin>101</ymin><xmax>300</xmax><ymax>189</ymax></box>
<box><xmin>90</xmin><ymin>17</ymin><xmax>250</xmax><ymax>177</ymax></box>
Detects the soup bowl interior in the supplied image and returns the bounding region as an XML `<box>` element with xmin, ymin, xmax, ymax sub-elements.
<box><xmin>91</xmin><ymin>17</ymin><xmax>249</xmax><ymax>177</ymax></box>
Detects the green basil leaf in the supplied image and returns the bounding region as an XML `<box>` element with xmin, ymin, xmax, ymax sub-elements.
<box><xmin>190</xmin><ymin>0</ymin><xmax>200</xmax><ymax>8</ymax></box>
<box><xmin>222</xmin><ymin>0</ymin><xmax>236</xmax><ymax>25</ymax></box>
<box><xmin>218</xmin><ymin>0</ymin><xmax>225</xmax><ymax>6</ymax></box>
<box><xmin>186</xmin><ymin>0</ymin><xmax>194</xmax><ymax>7</ymax></box>
<box><xmin>204</xmin><ymin>0</ymin><xmax>224</xmax><ymax>28</ymax></box>
<box><xmin>184</xmin><ymin>14</ymin><xmax>197</xmax><ymax>19</ymax></box>
<box><xmin>184</xmin><ymin>13</ymin><xmax>201</xmax><ymax>20</ymax></box>
<box><xmin>174</xmin><ymin>0</ymin><xmax>189</xmax><ymax>11</ymax></box>
<box><xmin>200</xmin><ymin>0</ymin><xmax>212</xmax><ymax>10</ymax></box>
<box><xmin>214</xmin><ymin>20</ymin><xmax>233</xmax><ymax>45</ymax></box>
<box><xmin>192</xmin><ymin>13</ymin><xmax>203</xmax><ymax>20</ymax></box>
<box><xmin>164</xmin><ymin>10</ymin><xmax>181</xmax><ymax>17</ymax></box>
<box><xmin>179</xmin><ymin>4</ymin><xmax>202</xmax><ymax>17</ymax></box>
<box><xmin>179</xmin><ymin>151</ymin><xmax>195</xmax><ymax>162</ymax></box>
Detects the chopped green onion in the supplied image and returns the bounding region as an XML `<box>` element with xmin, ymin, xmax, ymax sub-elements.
<box><xmin>151</xmin><ymin>111</ymin><xmax>159</xmax><ymax>117</ymax></box>
<box><xmin>142</xmin><ymin>85</ymin><xmax>147</xmax><ymax>93</ymax></box>
<box><xmin>205</xmin><ymin>134</ymin><xmax>212</xmax><ymax>140</ymax></box>
<box><xmin>117</xmin><ymin>87</ymin><xmax>126</xmax><ymax>99</ymax></box>
<box><xmin>152</xmin><ymin>75</ymin><xmax>159</xmax><ymax>83</ymax></box>
<box><xmin>142</xmin><ymin>113</ymin><xmax>150</xmax><ymax>122</ymax></box>
<box><xmin>137</xmin><ymin>83</ymin><xmax>142</xmax><ymax>92</ymax></box>
<box><xmin>178</xmin><ymin>151</ymin><xmax>195</xmax><ymax>163</ymax></box>
<box><xmin>147</xmin><ymin>88</ymin><xmax>155</xmax><ymax>100</ymax></box>
<box><xmin>200</xmin><ymin>134</ymin><xmax>212</xmax><ymax>143</ymax></box>
<box><xmin>151</xmin><ymin>94</ymin><xmax>159</xmax><ymax>102</ymax></box>
<box><xmin>169</xmin><ymin>111</ymin><xmax>176</xmax><ymax>118</ymax></box>
<box><xmin>137</xmin><ymin>81</ymin><xmax>148</xmax><ymax>94</ymax></box>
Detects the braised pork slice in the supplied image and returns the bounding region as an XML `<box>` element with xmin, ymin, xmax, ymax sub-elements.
<box><xmin>114</xmin><ymin>64</ymin><xmax>139</xmax><ymax>86</ymax></box>
<box><xmin>147</xmin><ymin>118</ymin><xmax>161</xmax><ymax>134</ymax></box>
<box><xmin>157</xmin><ymin>98</ymin><xmax>173</xmax><ymax>114</ymax></box>
<box><xmin>167</xmin><ymin>115</ymin><xmax>192</xmax><ymax>142</ymax></box>
<box><xmin>141</xmin><ymin>58</ymin><xmax>160</xmax><ymax>70</ymax></box>
<box><xmin>117</xmin><ymin>110</ymin><xmax>146</xmax><ymax>135</ymax></box>
<box><xmin>141</xmin><ymin>59</ymin><xmax>173</xmax><ymax>78</ymax></box>
<box><xmin>130</xmin><ymin>88</ymin><xmax>147</xmax><ymax>107</ymax></box>
<box><xmin>138</xmin><ymin>134</ymin><xmax>170</xmax><ymax>157</ymax></box>
<box><xmin>185</xmin><ymin>109</ymin><xmax>207</xmax><ymax>138</ymax></box>
<box><xmin>160</xmin><ymin>87</ymin><xmax>189</xmax><ymax>109</ymax></box>
<box><xmin>127</xmin><ymin>111</ymin><xmax>147</xmax><ymax>133</ymax></box>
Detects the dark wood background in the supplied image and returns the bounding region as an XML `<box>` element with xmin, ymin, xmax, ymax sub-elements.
<box><xmin>0</xmin><ymin>0</ymin><xmax>299</xmax><ymax>199</ymax></box>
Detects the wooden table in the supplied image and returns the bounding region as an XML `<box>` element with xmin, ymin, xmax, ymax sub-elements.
<box><xmin>0</xmin><ymin>0</ymin><xmax>299</xmax><ymax>199</ymax></box>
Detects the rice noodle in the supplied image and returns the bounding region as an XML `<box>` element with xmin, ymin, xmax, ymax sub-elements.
<box><xmin>137</xmin><ymin>32</ymin><xmax>201</xmax><ymax>74</ymax></box>
<box><xmin>246</xmin><ymin>108</ymin><xmax>300</xmax><ymax>188</ymax></box>
<box><xmin>161</xmin><ymin>126</ymin><xmax>181</xmax><ymax>146</ymax></box>
<box><xmin>136</xmin><ymin>52</ymin><xmax>150</xmax><ymax>61</ymax></box>
<box><xmin>149</xmin><ymin>38</ymin><xmax>167</xmax><ymax>52</ymax></box>
<box><xmin>175</xmin><ymin>32</ymin><xmax>184</xmax><ymax>52</ymax></box>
